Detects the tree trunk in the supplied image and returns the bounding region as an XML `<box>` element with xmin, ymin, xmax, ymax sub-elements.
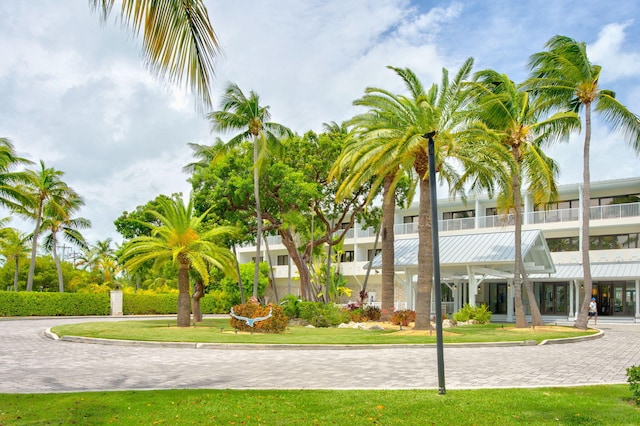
<box><xmin>191</xmin><ymin>279</ymin><xmax>204</xmax><ymax>323</ymax></box>
<box><xmin>381</xmin><ymin>173</ymin><xmax>396</xmax><ymax>315</ymax></box>
<box><xmin>232</xmin><ymin>244</ymin><xmax>245</xmax><ymax>304</ymax></box>
<box><xmin>522</xmin><ymin>269</ymin><xmax>544</xmax><ymax>326</ymax></box>
<box><xmin>512</xmin><ymin>168</ymin><xmax>528</xmax><ymax>328</ymax></box>
<box><xmin>177</xmin><ymin>261</ymin><xmax>191</xmax><ymax>327</ymax></box>
<box><xmin>252</xmin><ymin>134</ymin><xmax>262</xmax><ymax>300</ymax></box>
<box><xmin>263</xmin><ymin>235</ymin><xmax>279</xmax><ymax>303</ymax></box>
<box><xmin>414</xmin><ymin>165</ymin><xmax>434</xmax><ymax>331</ymax></box>
<box><xmin>51</xmin><ymin>234</ymin><xmax>65</xmax><ymax>293</ymax></box>
<box><xmin>361</xmin><ymin>225</ymin><xmax>380</xmax><ymax>305</ymax></box>
<box><xmin>13</xmin><ymin>258</ymin><xmax>19</xmax><ymax>291</ymax></box>
<box><xmin>576</xmin><ymin>103</ymin><xmax>593</xmax><ymax>330</ymax></box>
<box><xmin>26</xmin><ymin>200</ymin><xmax>44</xmax><ymax>291</ymax></box>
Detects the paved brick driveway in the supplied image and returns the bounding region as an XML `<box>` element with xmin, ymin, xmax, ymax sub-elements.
<box><xmin>1</xmin><ymin>317</ymin><xmax>638</xmax><ymax>393</ymax></box>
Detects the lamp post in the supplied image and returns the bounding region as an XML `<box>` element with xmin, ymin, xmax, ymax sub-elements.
<box><xmin>422</xmin><ymin>131</ymin><xmax>446</xmax><ymax>395</ymax></box>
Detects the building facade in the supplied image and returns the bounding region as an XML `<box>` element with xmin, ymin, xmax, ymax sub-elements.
<box><xmin>238</xmin><ymin>177</ymin><xmax>640</xmax><ymax>322</ymax></box>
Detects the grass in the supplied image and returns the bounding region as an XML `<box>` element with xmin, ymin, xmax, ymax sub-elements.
<box><xmin>51</xmin><ymin>318</ymin><xmax>598</xmax><ymax>345</ymax></box>
<box><xmin>1</xmin><ymin>386</ymin><xmax>638</xmax><ymax>425</ymax></box>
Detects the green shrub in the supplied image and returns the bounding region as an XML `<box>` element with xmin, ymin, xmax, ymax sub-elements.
<box><xmin>297</xmin><ymin>302</ymin><xmax>348</xmax><ymax>327</ymax></box>
<box><xmin>627</xmin><ymin>365</ymin><xmax>640</xmax><ymax>404</ymax></box>
<box><xmin>453</xmin><ymin>304</ymin><xmax>492</xmax><ymax>324</ymax></box>
<box><xmin>200</xmin><ymin>291</ymin><xmax>234</xmax><ymax>314</ymax></box>
<box><xmin>280</xmin><ymin>294</ymin><xmax>300</xmax><ymax>319</ymax></box>
<box><xmin>229</xmin><ymin>303</ymin><xmax>287</xmax><ymax>333</ymax></box>
<box><xmin>123</xmin><ymin>294</ymin><xmax>178</xmax><ymax>315</ymax></box>
<box><xmin>0</xmin><ymin>291</ymin><xmax>109</xmax><ymax>316</ymax></box>
<box><xmin>390</xmin><ymin>310</ymin><xmax>415</xmax><ymax>326</ymax></box>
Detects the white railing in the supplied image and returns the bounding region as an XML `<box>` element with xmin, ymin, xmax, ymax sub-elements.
<box><xmin>591</xmin><ymin>202</ymin><xmax>640</xmax><ymax>220</ymax></box>
<box><xmin>479</xmin><ymin>214</ymin><xmax>517</xmax><ymax>228</ymax></box>
<box><xmin>528</xmin><ymin>208</ymin><xmax>578</xmax><ymax>224</ymax></box>
<box><xmin>438</xmin><ymin>217</ymin><xmax>476</xmax><ymax>232</ymax></box>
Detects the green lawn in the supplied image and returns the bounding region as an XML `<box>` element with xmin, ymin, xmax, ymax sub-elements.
<box><xmin>50</xmin><ymin>318</ymin><xmax>597</xmax><ymax>345</ymax></box>
<box><xmin>1</xmin><ymin>386</ymin><xmax>637</xmax><ymax>425</ymax></box>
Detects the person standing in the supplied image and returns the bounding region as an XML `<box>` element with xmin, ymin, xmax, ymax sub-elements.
<box><xmin>587</xmin><ymin>297</ymin><xmax>598</xmax><ymax>326</ymax></box>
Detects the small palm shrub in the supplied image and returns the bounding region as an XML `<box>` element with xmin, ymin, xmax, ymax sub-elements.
<box><xmin>362</xmin><ymin>305</ymin><xmax>382</xmax><ymax>321</ymax></box>
<box><xmin>297</xmin><ymin>301</ymin><xmax>349</xmax><ymax>327</ymax></box>
<box><xmin>280</xmin><ymin>294</ymin><xmax>300</xmax><ymax>319</ymax></box>
<box><xmin>453</xmin><ymin>304</ymin><xmax>492</xmax><ymax>324</ymax></box>
<box><xmin>390</xmin><ymin>310</ymin><xmax>416</xmax><ymax>326</ymax></box>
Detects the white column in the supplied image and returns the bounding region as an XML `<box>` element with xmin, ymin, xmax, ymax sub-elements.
<box><xmin>569</xmin><ymin>280</ymin><xmax>575</xmax><ymax>318</ymax></box>
<box><xmin>110</xmin><ymin>290</ymin><xmax>123</xmax><ymax>316</ymax></box>
<box><xmin>467</xmin><ymin>266</ymin><xmax>477</xmax><ymax>307</ymax></box>
<box><xmin>635</xmin><ymin>279</ymin><xmax>640</xmax><ymax>321</ymax></box>
<box><xmin>506</xmin><ymin>279</ymin><xmax>514</xmax><ymax>322</ymax></box>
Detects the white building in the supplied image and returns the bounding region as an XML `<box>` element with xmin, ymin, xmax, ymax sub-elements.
<box><xmin>238</xmin><ymin>176</ymin><xmax>640</xmax><ymax>322</ymax></box>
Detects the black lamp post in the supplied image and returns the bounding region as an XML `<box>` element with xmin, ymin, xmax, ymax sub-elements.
<box><xmin>422</xmin><ymin>131</ymin><xmax>446</xmax><ymax>395</ymax></box>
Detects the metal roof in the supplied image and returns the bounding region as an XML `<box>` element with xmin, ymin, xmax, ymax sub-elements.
<box><xmin>367</xmin><ymin>229</ymin><xmax>555</xmax><ymax>277</ymax></box>
<box><xmin>530</xmin><ymin>262</ymin><xmax>640</xmax><ymax>280</ymax></box>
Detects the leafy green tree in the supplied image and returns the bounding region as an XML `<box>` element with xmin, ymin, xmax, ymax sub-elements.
<box><xmin>0</xmin><ymin>255</ymin><xmax>82</xmax><ymax>292</ymax></box>
<box><xmin>209</xmin><ymin>262</ymin><xmax>269</xmax><ymax>306</ymax></box>
<box><xmin>0</xmin><ymin>138</ymin><xmax>33</xmax><ymax>211</ymax></box>
<box><xmin>114</xmin><ymin>194</ymin><xmax>174</xmax><ymax>239</ymax></box>
<box><xmin>525</xmin><ymin>35</ymin><xmax>640</xmax><ymax>329</ymax></box>
<box><xmin>0</xmin><ymin>228</ymin><xmax>30</xmax><ymax>291</ymax></box>
<box><xmin>340</xmin><ymin>61</ymin><xmax>499</xmax><ymax>330</ymax></box>
<box><xmin>207</xmin><ymin>82</ymin><xmax>292</xmax><ymax>299</ymax></box>
<box><xmin>467</xmin><ymin>69</ymin><xmax>580</xmax><ymax>327</ymax></box>
<box><xmin>19</xmin><ymin>161</ymin><xmax>76</xmax><ymax>291</ymax></box>
<box><xmin>39</xmin><ymin>192</ymin><xmax>91</xmax><ymax>292</ymax></box>
<box><xmin>121</xmin><ymin>194</ymin><xmax>238</xmax><ymax>327</ymax></box>
<box><xmin>189</xmin><ymin>131</ymin><xmax>372</xmax><ymax>301</ymax></box>
<box><xmin>90</xmin><ymin>0</ymin><xmax>220</xmax><ymax>111</ymax></box>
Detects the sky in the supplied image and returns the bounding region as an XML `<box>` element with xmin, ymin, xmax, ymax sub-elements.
<box><xmin>1</xmin><ymin>0</ymin><xmax>639</xmax><ymax>248</ymax></box>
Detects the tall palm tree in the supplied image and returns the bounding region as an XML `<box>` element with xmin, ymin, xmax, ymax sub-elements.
<box><xmin>467</xmin><ymin>70</ymin><xmax>580</xmax><ymax>327</ymax></box>
<box><xmin>207</xmin><ymin>82</ymin><xmax>292</xmax><ymax>299</ymax></box>
<box><xmin>0</xmin><ymin>138</ymin><xmax>33</xmax><ymax>211</ymax></box>
<box><xmin>0</xmin><ymin>227</ymin><xmax>30</xmax><ymax>291</ymax></box>
<box><xmin>90</xmin><ymin>0</ymin><xmax>220</xmax><ymax>111</ymax></box>
<box><xmin>40</xmin><ymin>192</ymin><xmax>91</xmax><ymax>292</ymax></box>
<box><xmin>121</xmin><ymin>194</ymin><xmax>238</xmax><ymax>327</ymax></box>
<box><xmin>525</xmin><ymin>35</ymin><xmax>640</xmax><ymax>329</ymax></box>
<box><xmin>339</xmin><ymin>60</ymin><xmax>501</xmax><ymax>330</ymax></box>
<box><xmin>19</xmin><ymin>161</ymin><xmax>75</xmax><ymax>291</ymax></box>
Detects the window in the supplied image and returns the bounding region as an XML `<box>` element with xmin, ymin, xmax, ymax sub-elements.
<box><xmin>277</xmin><ymin>255</ymin><xmax>288</xmax><ymax>266</ymax></box>
<box><xmin>251</xmin><ymin>256</ymin><xmax>264</xmax><ymax>263</ymax></box>
<box><xmin>403</xmin><ymin>215</ymin><xmax>419</xmax><ymax>224</ymax></box>
<box><xmin>442</xmin><ymin>210</ymin><xmax>474</xmax><ymax>220</ymax></box>
<box><xmin>340</xmin><ymin>251</ymin><xmax>355</xmax><ymax>262</ymax></box>
<box><xmin>367</xmin><ymin>249</ymin><xmax>381</xmax><ymax>261</ymax></box>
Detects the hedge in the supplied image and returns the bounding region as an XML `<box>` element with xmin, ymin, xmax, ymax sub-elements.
<box><xmin>0</xmin><ymin>291</ymin><xmax>109</xmax><ymax>316</ymax></box>
<box><xmin>0</xmin><ymin>291</ymin><xmax>234</xmax><ymax>317</ymax></box>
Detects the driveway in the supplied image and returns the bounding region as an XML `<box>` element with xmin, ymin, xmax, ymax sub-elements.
<box><xmin>1</xmin><ymin>317</ymin><xmax>638</xmax><ymax>393</ymax></box>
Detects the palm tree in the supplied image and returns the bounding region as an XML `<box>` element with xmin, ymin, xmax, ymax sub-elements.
<box><xmin>90</xmin><ymin>0</ymin><xmax>220</xmax><ymax>111</ymax></box>
<box><xmin>0</xmin><ymin>138</ymin><xmax>33</xmax><ymax>211</ymax></box>
<box><xmin>39</xmin><ymin>192</ymin><xmax>91</xmax><ymax>292</ymax></box>
<box><xmin>19</xmin><ymin>161</ymin><xmax>75</xmax><ymax>291</ymax></box>
<box><xmin>525</xmin><ymin>35</ymin><xmax>640</xmax><ymax>329</ymax></box>
<box><xmin>467</xmin><ymin>70</ymin><xmax>580</xmax><ymax>327</ymax></box>
<box><xmin>0</xmin><ymin>227</ymin><xmax>30</xmax><ymax>291</ymax></box>
<box><xmin>340</xmin><ymin>60</ymin><xmax>500</xmax><ymax>330</ymax></box>
<box><xmin>207</xmin><ymin>82</ymin><xmax>292</xmax><ymax>299</ymax></box>
<box><xmin>121</xmin><ymin>194</ymin><xmax>238</xmax><ymax>327</ymax></box>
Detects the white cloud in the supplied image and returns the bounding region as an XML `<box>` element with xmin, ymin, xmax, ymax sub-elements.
<box><xmin>588</xmin><ymin>21</ymin><xmax>640</xmax><ymax>81</ymax></box>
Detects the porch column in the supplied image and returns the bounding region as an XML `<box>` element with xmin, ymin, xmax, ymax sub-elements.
<box><xmin>506</xmin><ymin>279</ymin><xmax>514</xmax><ymax>322</ymax></box>
<box><xmin>467</xmin><ymin>266</ymin><xmax>477</xmax><ymax>307</ymax></box>
<box><xmin>404</xmin><ymin>270</ymin><xmax>414</xmax><ymax>311</ymax></box>
<box><xmin>636</xmin><ymin>279</ymin><xmax>640</xmax><ymax>321</ymax></box>
<box><xmin>568</xmin><ymin>280</ymin><xmax>575</xmax><ymax>318</ymax></box>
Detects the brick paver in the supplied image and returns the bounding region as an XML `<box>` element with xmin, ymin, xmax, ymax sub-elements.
<box><xmin>1</xmin><ymin>317</ymin><xmax>638</xmax><ymax>393</ymax></box>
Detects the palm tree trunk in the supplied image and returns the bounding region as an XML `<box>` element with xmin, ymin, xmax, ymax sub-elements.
<box><xmin>263</xmin><ymin>235</ymin><xmax>279</xmax><ymax>303</ymax></box>
<box><xmin>232</xmin><ymin>244</ymin><xmax>245</xmax><ymax>304</ymax></box>
<box><xmin>13</xmin><ymin>258</ymin><xmax>19</xmax><ymax>291</ymax></box>
<box><xmin>522</xmin><ymin>267</ymin><xmax>544</xmax><ymax>326</ymax></box>
<box><xmin>414</xmin><ymin>170</ymin><xmax>434</xmax><ymax>331</ymax></box>
<box><xmin>26</xmin><ymin>200</ymin><xmax>44</xmax><ymax>291</ymax></box>
<box><xmin>191</xmin><ymin>279</ymin><xmax>204</xmax><ymax>323</ymax></box>
<box><xmin>576</xmin><ymin>103</ymin><xmax>593</xmax><ymax>330</ymax></box>
<box><xmin>51</xmin><ymin>234</ymin><xmax>65</xmax><ymax>292</ymax></box>
<box><xmin>512</xmin><ymin>170</ymin><xmax>528</xmax><ymax>328</ymax></box>
<box><xmin>177</xmin><ymin>261</ymin><xmax>191</xmax><ymax>327</ymax></box>
<box><xmin>252</xmin><ymin>135</ymin><xmax>262</xmax><ymax>300</ymax></box>
<box><xmin>381</xmin><ymin>173</ymin><xmax>396</xmax><ymax>316</ymax></box>
<box><xmin>361</xmin><ymin>224</ymin><xmax>380</xmax><ymax>305</ymax></box>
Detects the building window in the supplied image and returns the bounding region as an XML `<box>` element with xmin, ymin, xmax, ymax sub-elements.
<box><xmin>277</xmin><ymin>255</ymin><xmax>288</xmax><ymax>265</ymax></box>
<box><xmin>546</xmin><ymin>237</ymin><xmax>579</xmax><ymax>252</ymax></box>
<box><xmin>340</xmin><ymin>251</ymin><xmax>355</xmax><ymax>262</ymax></box>
<box><xmin>367</xmin><ymin>249</ymin><xmax>381</xmax><ymax>261</ymax></box>
<box><xmin>442</xmin><ymin>210</ymin><xmax>474</xmax><ymax>220</ymax></box>
<box><xmin>403</xmin><ymin>215</ymin><xmax>419</xmax><ymax>224</ymax></box>
<box><xmin>251</xmin><ymin>256</ymin><xmax>264</xmax><ymax>263</ymax></box>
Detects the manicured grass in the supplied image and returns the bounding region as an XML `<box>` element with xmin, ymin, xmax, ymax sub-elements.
<box><xmin>50</xmin><ymin>319</ymin><xmax>597</xmax><ymax>345</ymax></box>
<box><xmin>1</xmin><ymin>386</ymin><xmax>637</xmax><ymax>425</ymax></box>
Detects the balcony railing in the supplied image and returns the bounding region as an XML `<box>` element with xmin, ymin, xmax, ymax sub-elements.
<box><xmin>590</xmin><ymin>202</ymin><xmax>640</xmax><ymax>220</ymax></box>
<box><xmin>528</xmin><ymin>208</ymin><xmax>578</xmax><ymax>224</ymax></box>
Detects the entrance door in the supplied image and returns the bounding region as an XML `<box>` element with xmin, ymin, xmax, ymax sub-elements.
<box><xmin>593</xmin><ymin>282</ymin><xmax>636</xmax><ymax>317</ymax></box>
